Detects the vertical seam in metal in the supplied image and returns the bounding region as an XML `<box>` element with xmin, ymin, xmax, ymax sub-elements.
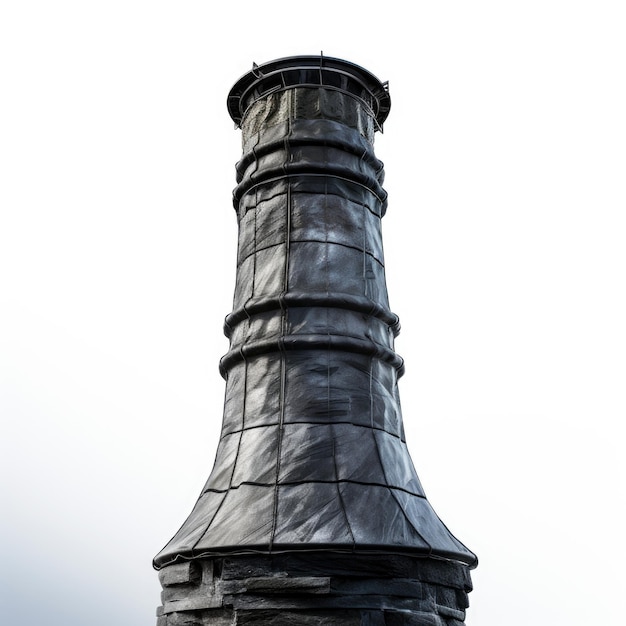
<box><xmin>326</xmin><ymin>176</ymin><xmax>356</xmax><ymax>548</ymax></box>
<box><xmin>269</xmin><ymin>107</ymin><xmax>293</xmax><ymax>551</ymax></box>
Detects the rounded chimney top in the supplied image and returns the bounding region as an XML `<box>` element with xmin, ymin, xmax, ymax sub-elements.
<box><xmin>227</xmin><ymin>55</ymin><xmax>391</xmax><ymax>131</ymax></box>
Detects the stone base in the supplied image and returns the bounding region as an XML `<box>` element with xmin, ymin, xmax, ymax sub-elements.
<box><xmin>156</xmin><ymin>553</ymin><xmax>472</xmax><ymax>625</ymax></box>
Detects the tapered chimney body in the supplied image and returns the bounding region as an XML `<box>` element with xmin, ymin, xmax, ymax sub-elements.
<box><xmin>155</xmin><ymin>56</ymin><xmax>476</xmax><ymax>625</ymax></box>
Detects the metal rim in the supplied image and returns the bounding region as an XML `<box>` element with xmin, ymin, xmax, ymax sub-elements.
<box><xmin>227</xmin><ymin>55</ymin><xmax>391</xmax><ymax>130</ymax></box>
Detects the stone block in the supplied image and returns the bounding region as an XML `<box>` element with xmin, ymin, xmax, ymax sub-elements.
<box><xmin>331</xmin><ymin>578</ymin><xmax>423</xmax><ymax>599</ymax></box>
<box><xmin>159</xmin><ymin>562</ymin><xmax>202</xmax><ymax>587</ymax></box>
<box><xmin>455</xmin><ymin>589</ymin><xmax>469</xmax><ymax>609</ymax></box>
<box><xmin>223</xmin><ymin>575</ymin><xmax>331</xmax><ymax>595</ymax></box>
<box><xmin>166</xmin><ymin>611</ymin><xmax>202</xmax><ymax>626</ymax></box>
<box><xmin>163</xmin><ymin>595</ymin><xmax>224</xmax><ymax>614</ymax></box>
<box><xmin>436</xmin><ymin>605</ymin><xmax>465</xmax><ymax>621</ymax></box>
<box><xmin>435</xmin><ymin>586</ymin><xmax>456</xmax><ymax>608</ymax></box>
<box><xmin>236</xmin><ymin>609</ymin><xmax>361</xmax><ymax>625</ymax></box>
<box><xmin>383</xmin><ymin>611</ymin><xmax>444</xmax><ymax>626</ymax></box>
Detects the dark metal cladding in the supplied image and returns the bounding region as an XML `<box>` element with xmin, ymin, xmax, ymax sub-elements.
<box><xmin>154</xmin><ymin>55</ymin><xmax>476</xmax><ymax>571</ymax></box>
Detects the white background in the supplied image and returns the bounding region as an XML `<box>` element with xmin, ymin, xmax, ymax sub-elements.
<box><xmin>1</xmin><ymin>2</ymin><xmax>625</xmax><ymax>624</ymax></box>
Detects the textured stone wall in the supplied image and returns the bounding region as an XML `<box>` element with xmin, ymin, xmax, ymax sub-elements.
<box><xmin>156</xmin><ymin>553</ymin><xmax>471</xmax><ymax>625</ymax></box>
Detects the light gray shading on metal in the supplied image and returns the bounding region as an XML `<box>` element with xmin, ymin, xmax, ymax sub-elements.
<box><xmin>154</xmin><ymin>55</ymin><xmax>476</xmax><ymax>570</ymax></box>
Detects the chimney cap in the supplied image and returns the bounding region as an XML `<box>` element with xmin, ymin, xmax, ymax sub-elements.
<box><xmin>227</xmin><ymin>55</ymin><xmax>391</xmax><ymax>130</ymax></box>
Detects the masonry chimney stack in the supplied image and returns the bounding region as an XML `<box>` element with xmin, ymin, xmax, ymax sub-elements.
<box><xmin>155</xmin><ymin>55</ymin><xmax>476</xmax><ymax>625</ymax></box>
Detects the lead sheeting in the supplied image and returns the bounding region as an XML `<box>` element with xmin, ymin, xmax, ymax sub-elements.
<box><xmin>154</xmin><ymin>74</ymin><xmax>476</xmax><ymax>570</ymax></box>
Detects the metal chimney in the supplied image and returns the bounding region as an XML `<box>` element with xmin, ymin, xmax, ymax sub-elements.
<box><xmin>155</xmin><ymin>55</ymin><xmax>476</xmax><ymax>625</ymax></box>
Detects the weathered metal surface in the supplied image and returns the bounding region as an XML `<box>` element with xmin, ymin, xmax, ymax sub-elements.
<box><xmin>155</xmin><ymin>53</ymin><xmax>475</xmax><ymax>586</ymax></box>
